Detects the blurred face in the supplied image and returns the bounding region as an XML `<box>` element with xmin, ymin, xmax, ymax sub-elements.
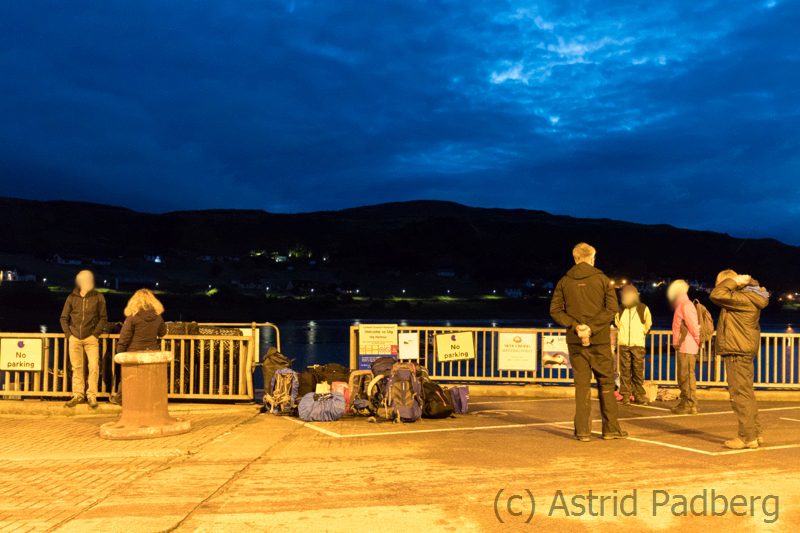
<box><xmin>75</xmin><ymin>271</ymin><xmax>95</xmax><ymax>292</ymax></box>
<box><xmin>621</xmin><ymin>290</ymin><xmax>638</xmax><ymax>307</ymax></box>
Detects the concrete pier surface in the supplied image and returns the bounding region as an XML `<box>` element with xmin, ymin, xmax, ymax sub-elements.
<box><xmin>1</xmin><ymin>396</ymin><xmax>799</xmax><ymax>532</ymax></box>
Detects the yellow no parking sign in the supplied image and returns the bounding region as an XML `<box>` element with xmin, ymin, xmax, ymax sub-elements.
<box><xmin>435</xmin><ymin>331</ymin><xmax>475</xmax><ymax>362</ymax></box>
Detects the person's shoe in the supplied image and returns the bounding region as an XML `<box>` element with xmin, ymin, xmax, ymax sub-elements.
<box><xmin>621</xmin><ymin>399</ymin><xmax>631</xmax><ymax>406</ymax></box>
<box><xmin>758</xmin><ymin>435</ymin><xmax>765</xmax><ymax>446</ymax></box>
<box><xmin>603</xmin><ymin>431</ymin><xmax>629</xmax><ymax>440</ymax></box>
<box><xmin>87</xmin><ymin>396</ymin><xmax>98</xmax><ymax>409</ymax></box>
<box><xmin>633</xmin><ymin>399</ymin><xmax>649</xmax><ymax>406</ymax></box>
<box><xmin>575</xmin><ymin>435</ymin><xmax>591</xmax><ymax>442</ymax></box>
<box><xmin>64</xmin><ymin>396</ymin><xmax>84</xmax><ymax>408</ymax></box>
<box><xmin>108</xmin><ymin>394</ymin><xmax>121</xmax><ymax>406</ymax></box>
<box><xmin>724</xmin><ymin>437</ymin><xmax>758</xmax><ymax>450</ymax></box>
<box><xmin>670</xmin><ymin>404</ymin><xmax>690</xmax><ymax>414</ymax></box>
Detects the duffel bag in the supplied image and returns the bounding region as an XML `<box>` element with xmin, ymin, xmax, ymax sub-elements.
<box><xmin>297</xmin><ymin>392</ymin><xmax>346</xmax><ymax>422</ymax></box>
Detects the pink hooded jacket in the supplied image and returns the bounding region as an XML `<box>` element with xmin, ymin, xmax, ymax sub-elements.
<box><xmin>672</xmin><ymin>293</ymin><xmax>700</xmax><ymax>355</ymax></box>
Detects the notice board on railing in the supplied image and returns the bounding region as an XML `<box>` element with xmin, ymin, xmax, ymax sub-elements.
<box><xmin>358</xmin><ymin>324</ymin><xmax>398</xmax><ymax>369</ymax></box>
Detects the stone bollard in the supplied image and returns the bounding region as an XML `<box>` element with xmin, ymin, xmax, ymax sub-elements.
<box><xmin>100</xmin><ymin>351</ymin><xmax>191</xmax><ymax>440</ymax></box>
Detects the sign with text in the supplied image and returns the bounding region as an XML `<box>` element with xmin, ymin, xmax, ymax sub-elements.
<box><xmin>398</xmin><ymin>332</ymin><xmax>420</xmax><ymax>360</ymax></box>
<box><xmin>541</xmin><ymin>335</ymin><xmax>571</xmax><ymax>369</ymax></box>
<box><xmin>0</xmin><ymin>338</ymin><xmax>43</xmax><ymax>371</ymax></box>
<box><xmin>497</xmin><ymin>333</ymin><xmax>537</xmax><ymax>371</ymax></box>
<box><xmin>435</xmin><ymin>331</ymin><xmax>475</xmax><ymax>362</ymax></box>
<box><xmin>358</xmin><ymin>324</ymin><xmax>398</xmax><ymax>370</ymax></box>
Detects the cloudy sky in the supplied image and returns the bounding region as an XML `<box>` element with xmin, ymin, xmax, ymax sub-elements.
<box><xmin>1</xmin><ymin>1</ymin><xmax>798</xmax><ymax>242</ymax></box>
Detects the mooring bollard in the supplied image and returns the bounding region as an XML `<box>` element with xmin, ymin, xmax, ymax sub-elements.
<box><xmin>100</xmin><ymin>351</ymin><xmax>191</xmax><ymax>440</ymax></box>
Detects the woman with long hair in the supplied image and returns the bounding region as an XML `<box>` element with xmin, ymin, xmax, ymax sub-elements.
<box><xmin>110</xmin><ymin>289</ymin><xmax>167</xmax><ymax>404</ymax></box>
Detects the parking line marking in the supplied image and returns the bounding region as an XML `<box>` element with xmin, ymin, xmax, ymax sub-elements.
<box><xmin>584</xmin><ymin>430</ymin><xmax>717</xmax><ymax>456</ymax></box>
<box><xmin>286</xmin><ymin>418</ymin><xmax>343</xmax><ymax>438</ymax></box>
<box><xmin>780</xmin><ymin>417</ymin><xmax>800</xmax><ymax>423</ymax></box>
<box><xmin>470</xmin><ymin>398</ymin><xmax>567</xmax><ymax>405</ymax></box>
<box><xmin>626</xmin><ymin>403</ymin><xmax>670</xmax><ymax>411</ymax></box>
<box><xmin>713</xmin><ymin>444</ymin><xmax>800</xmax><ymax>455</ymax></box>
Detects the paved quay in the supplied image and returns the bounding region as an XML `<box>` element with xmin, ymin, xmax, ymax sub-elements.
<box><xmin>1</xmin><ymin>396</ymin><xmax>799</xmax><ymax>532</ymax></box>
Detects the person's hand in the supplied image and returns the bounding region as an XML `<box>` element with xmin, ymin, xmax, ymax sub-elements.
<box><xmin>575</xmin><ymin>324</ymin><xmax>591</xmax><ymax>337</ymax></box>
<box><xmin>734</xmin><ymin>274</ymin><xmax>752</xmax><ymax>286</ymax></box>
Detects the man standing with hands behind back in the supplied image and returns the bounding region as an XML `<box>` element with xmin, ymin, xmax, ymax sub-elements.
<box><xmin>60</xmin><ymin>270</ymin><xmax>108</xmax><ymax>408</ymax></box>
<box><xmin>550</xmin><ymin>243</ymin><xmax>627</xmax><ymax>442</ymax></box>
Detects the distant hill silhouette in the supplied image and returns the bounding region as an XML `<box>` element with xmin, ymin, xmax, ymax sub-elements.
<box><xmin>0</xmin><ymin>197</ymin><xmax>796</xmax><ymax>290</ymax></box>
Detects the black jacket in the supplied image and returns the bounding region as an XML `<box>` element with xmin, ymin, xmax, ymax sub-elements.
<box><xmin>710</xmin><ymin>278</ymin><xmax>769</xmax><ymax>356</ymax></box>
<box><xmin>116</xmin><ymin>308</ymin><xmax>167</xmax><ymax>354</ymax></box>
<box><xmin>549</xmin><ymin>262</ymin><xmax>619</xmax><ymax>345</ymax></box>
<box><xmin>60</xmin><ymin>289</ymin><xmax>108</xmax><ymax>340</ymax></box>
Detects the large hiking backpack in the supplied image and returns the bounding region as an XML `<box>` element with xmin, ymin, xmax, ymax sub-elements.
<box><xmin>421</xmin><ymin>381</ymin><xmax>454</xmax><ymax>419</ymax></box>
<box><xmin>263</xmin><ymin>368</ymin><xmax>299</xmax><ymax>414</ymax></box>
<box><xmin>370</xmin><ymin>356</ymin><xmax>396</xmax><ymax>378</ymax></box>
<box><xmin>297</xmin><ymin>392</ymin><xmax>346</xmax><ymax>422</ymax></box>
<box><xmin>347</xmin><ymin>370</ymin><xmax>374</xmax><ymax>415</ymax></box>
<box><xmin>379</xmin><ymin>362</ymin><xmax>423</xmax><ymax>423</ymax></box>
<box><xmin>447</xmin><ymin>385</ymin><xmax>469</xmax><ymax>414</ymax></box>
<box><xmin>261</xmin><ymin>347</ymin><xmax>292</xmax><ymax>398</ymax></box>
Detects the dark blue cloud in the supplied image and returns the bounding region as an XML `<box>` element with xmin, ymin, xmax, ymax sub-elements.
<box><xmin>0</xmin><ymin>1</ymin><xmax>798</xmax><ymax>241</ymax></box>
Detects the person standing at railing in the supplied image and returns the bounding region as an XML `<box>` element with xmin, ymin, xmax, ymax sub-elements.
<box><xmin>60</xmin><ymin>270</ymin><xmax>108</xmax><ymax>408</ymax></box>
<box><xmin>710</xmin><ymin>270</ymin><xmax>769</xmax><ymax>450</ymax></box>
<box><xmin>549</xmin><ymin>243</ymin><xmax>627</xmax><ymax>442</ymax></box>
<box><xmin>667</xmin><ymin>280</ymin><xmax>701</xmax><ymax>415</ymax></box>
<box><xmin>111</xmin><ymin>289</ymin><xmax>167</xmax><ymax>405</ymax></box>
<box><xmin>615</xmin><ymin>285</ymin><xmax>653</xmax><ymax>406</ymax></box>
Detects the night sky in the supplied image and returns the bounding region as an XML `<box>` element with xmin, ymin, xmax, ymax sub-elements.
<box><xmin>1</xmin><ymin>1</ymin><xmax>798</xmax><ymax>242</ymax></box>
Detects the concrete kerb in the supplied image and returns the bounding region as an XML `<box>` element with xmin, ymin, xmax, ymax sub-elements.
<box><xmin>0</xmin><ymin>400</ymin><xmax>260</xmax><ymax>417</ymax></box>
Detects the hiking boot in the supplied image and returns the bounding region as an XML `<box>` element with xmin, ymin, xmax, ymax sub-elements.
<box><xmin>603</xmin><ymin>431</ymin><xmax>629</xmax><ymax>440</ymax></box>
<box><xmin>633</xmin><ymin>399</ymin><xmax>649</xmax><ymax>406</ymax></box>
<box><xmin>64</xmin><ymin>396</ymin><xmax>84</xmax><ymax>408</ymax></box>
<box><xmin>621</xmin><ymin>399</ymin><xmax>631</xmax><ymax>406</ymax></box>
<box><xmin>87</xmin><ymin>396</ymin><xmax>98</xmax><ymax>409</ymax></box>
<box><xmin>724</xmin><ymin>438</ymin><xmax>758</xmax><ymax>450</ymax></box>
<box><xmin>575</xmin><ymin>435</ymin><xmax>591</xmax><ymax>442</ymax></box>
<box><xmin>758</xmin><ymin>435</ymin><xmax>765</xmax><ymax>446</ymax></box>
<box><xmin>108</xmin><ymin>394</ymin><xmax>121</xmax><ymax>406</ymax></box>
<box><xmin>671</xmin><ymin>404</ymin><xmax>698</xmax><ymax>415</ymax></box>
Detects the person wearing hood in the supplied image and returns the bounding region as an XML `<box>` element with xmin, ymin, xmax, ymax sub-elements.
<box><xmin>111</xmin><ymin>289</ymin><xmax>167</xmax><ymax>405</ymax></box>
<box><xmin>615</xmin><ymin>285</ymin><xmax>653</xmax><ymax>405</ymax></box>
<box><xmin>60</xmin><ymin>270</ymin><xmax>108</xmax><ymax>408</ymax></box>
<box><xmin>667</xmin><ymin>279</ymin><xmax>701</xmax><ymax>415</ymax></box>
<box><xmin>710</xmin><ymin>270</ymin><xmax>769</xmax><ymax>450</ymax></box>
<box><xmin>550</xmin><ymin>243</ymin><xmax>627</xmax><ymax>442</ymax></box>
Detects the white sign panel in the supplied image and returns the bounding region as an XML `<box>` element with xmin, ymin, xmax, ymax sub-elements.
<box><xmin>541</xmin><ymin>335</ymin><xmax>571</xmax><ymax>369</ymax></box>
<box><xmin>498</xmin><ymin>333</ymin><xmax>537</xmax><ymax>371</ymax></box>
<box><xmin>436</xmin><ymin>331</ymin><xmax>475</xmax><ymax>362</ymax></box>
<box><xmin>398</xmin><ymin>332</ymin><xmax>419</xmax><ymax>360</ymax></box>
<box><xmin>358</xmin><ymin>324</ymin><xmax>398</xmax><ymax>356</ymax></box>
<box><xmin>0</xmin><ymin>338</ymin><xmax>43</xmax><ymax>371</ymax></box>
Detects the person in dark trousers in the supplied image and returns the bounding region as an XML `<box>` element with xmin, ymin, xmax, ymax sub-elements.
<box><xmin>60</xmin><ymin>270</ymin><xmax>108</xmax><ymax>408</ymax></box>
<box><xmin>111</xmin><ymin>289</ymin><xmax>167</xmax><ymax>404</ymax></box>
<box><xmin>550</xmin><ymin>243</ymin><xmax>627</xmax><ymax>442</ymax></box>
<box><xmin>710</xmin><ymin>270</ymin><xmax>769</xmax><ymax>450</ymax></box>
<box><xmin>614</xmin><ymin>285</ymin><xmax>653</xmax><ymax>405</ymax></box>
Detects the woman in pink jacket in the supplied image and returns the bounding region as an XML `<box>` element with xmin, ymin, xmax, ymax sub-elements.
<box><xmin>667</xmin><ymin>280</ymin><xmax>701</xmax><ymax>414</ymax></box>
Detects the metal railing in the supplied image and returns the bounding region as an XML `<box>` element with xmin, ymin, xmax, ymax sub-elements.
<box><xmin>349</xmin><ymin>325</ymin><xmax>800</xmax><ymax>389</ymax></box>
<box><xmin>0</xmin><ymin>322</ymin><xmax>281</xmax><ymax>401</ymax></box>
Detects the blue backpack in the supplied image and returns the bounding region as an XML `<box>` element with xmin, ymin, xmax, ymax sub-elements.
<box><xmin>380</xmin><ymin>362</ymin><xmax>423</xmax><ymax>423</ymax></box>
<box><xmin>297</xmin><ymin>392</ymin><xmax>346</xmax><ymax>422</ymax></box>
<box><xmin>264</xmin><ymin>368</ymin><xmax>299</xmax><ymax>414</ymax></box>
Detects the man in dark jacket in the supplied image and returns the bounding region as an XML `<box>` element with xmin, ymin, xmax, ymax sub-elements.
<box><xmin>710</xmin><ymin>269</ymin><xmax>769</xmax><ymax>450</ymax></box>
<box><xmin>59</xmin><ymin>270</ymin><xmax>108</xmax><ymax>408</ymax></box>
<box><xmin>550</xmin><ymin>243</ymin><xmax>626</xmax><ymax>441</ymax></box>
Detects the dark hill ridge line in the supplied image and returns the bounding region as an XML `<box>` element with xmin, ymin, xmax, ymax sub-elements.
<box><xmin>0</xmin><ymin>196</ymin><xmax>796</xmax><ymax>289</ymax></box>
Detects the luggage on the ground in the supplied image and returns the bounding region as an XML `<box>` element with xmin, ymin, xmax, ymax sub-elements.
<box><xmin>297</xmin><ymin>369</ymin><xmax>318</xmax><ymax>399</ymax></box>
<box><xmin>331</xmin><ymin>381</ymin><xmax>350</xmax><ymax>408</ymax></box>
<box><xmin>370</xmin><ymin>356</ymin><xmax>396</xmax><ymax>378</ymax></box>
<box><xmin>377</xmin><ymin>362</ymin><xmax>422</xmax><ymax>423</ymax></box>
<box><xmin>261</xmin><ymin>347</ymin><xmax>292</xmax><ymax>398</ymax></box>
<box><xmin>447</xmin><ymin>385</ymin><xmax>469</xmax><ymax>414</ymax></box>
<box><xmin>421</xmin><ymin>381</ymin><xmax>454</xmax><ymax>419</ymax></box>
<box><xmin>348</xmin><ymin>370</ymin><xmax>374</xmax><ymax>415</ymax></box>
<box><xmin>308</xmin><ymin>363</ymin><xmax>350</xmax><ymax>384</ymax></box>
<box><xmin>297</xmin><ymin>392</ymin><xmax>346</xmax><ymax>422</ymax></box>
<box><xmin>315</xmin><ymin>382</ymin><xmax>331</xmax><ymax>394</ymax></box>
<box><xmin>263</xmin><ymin>368</ymin><xmax>299</xmax><ymax>414</ymax></box>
